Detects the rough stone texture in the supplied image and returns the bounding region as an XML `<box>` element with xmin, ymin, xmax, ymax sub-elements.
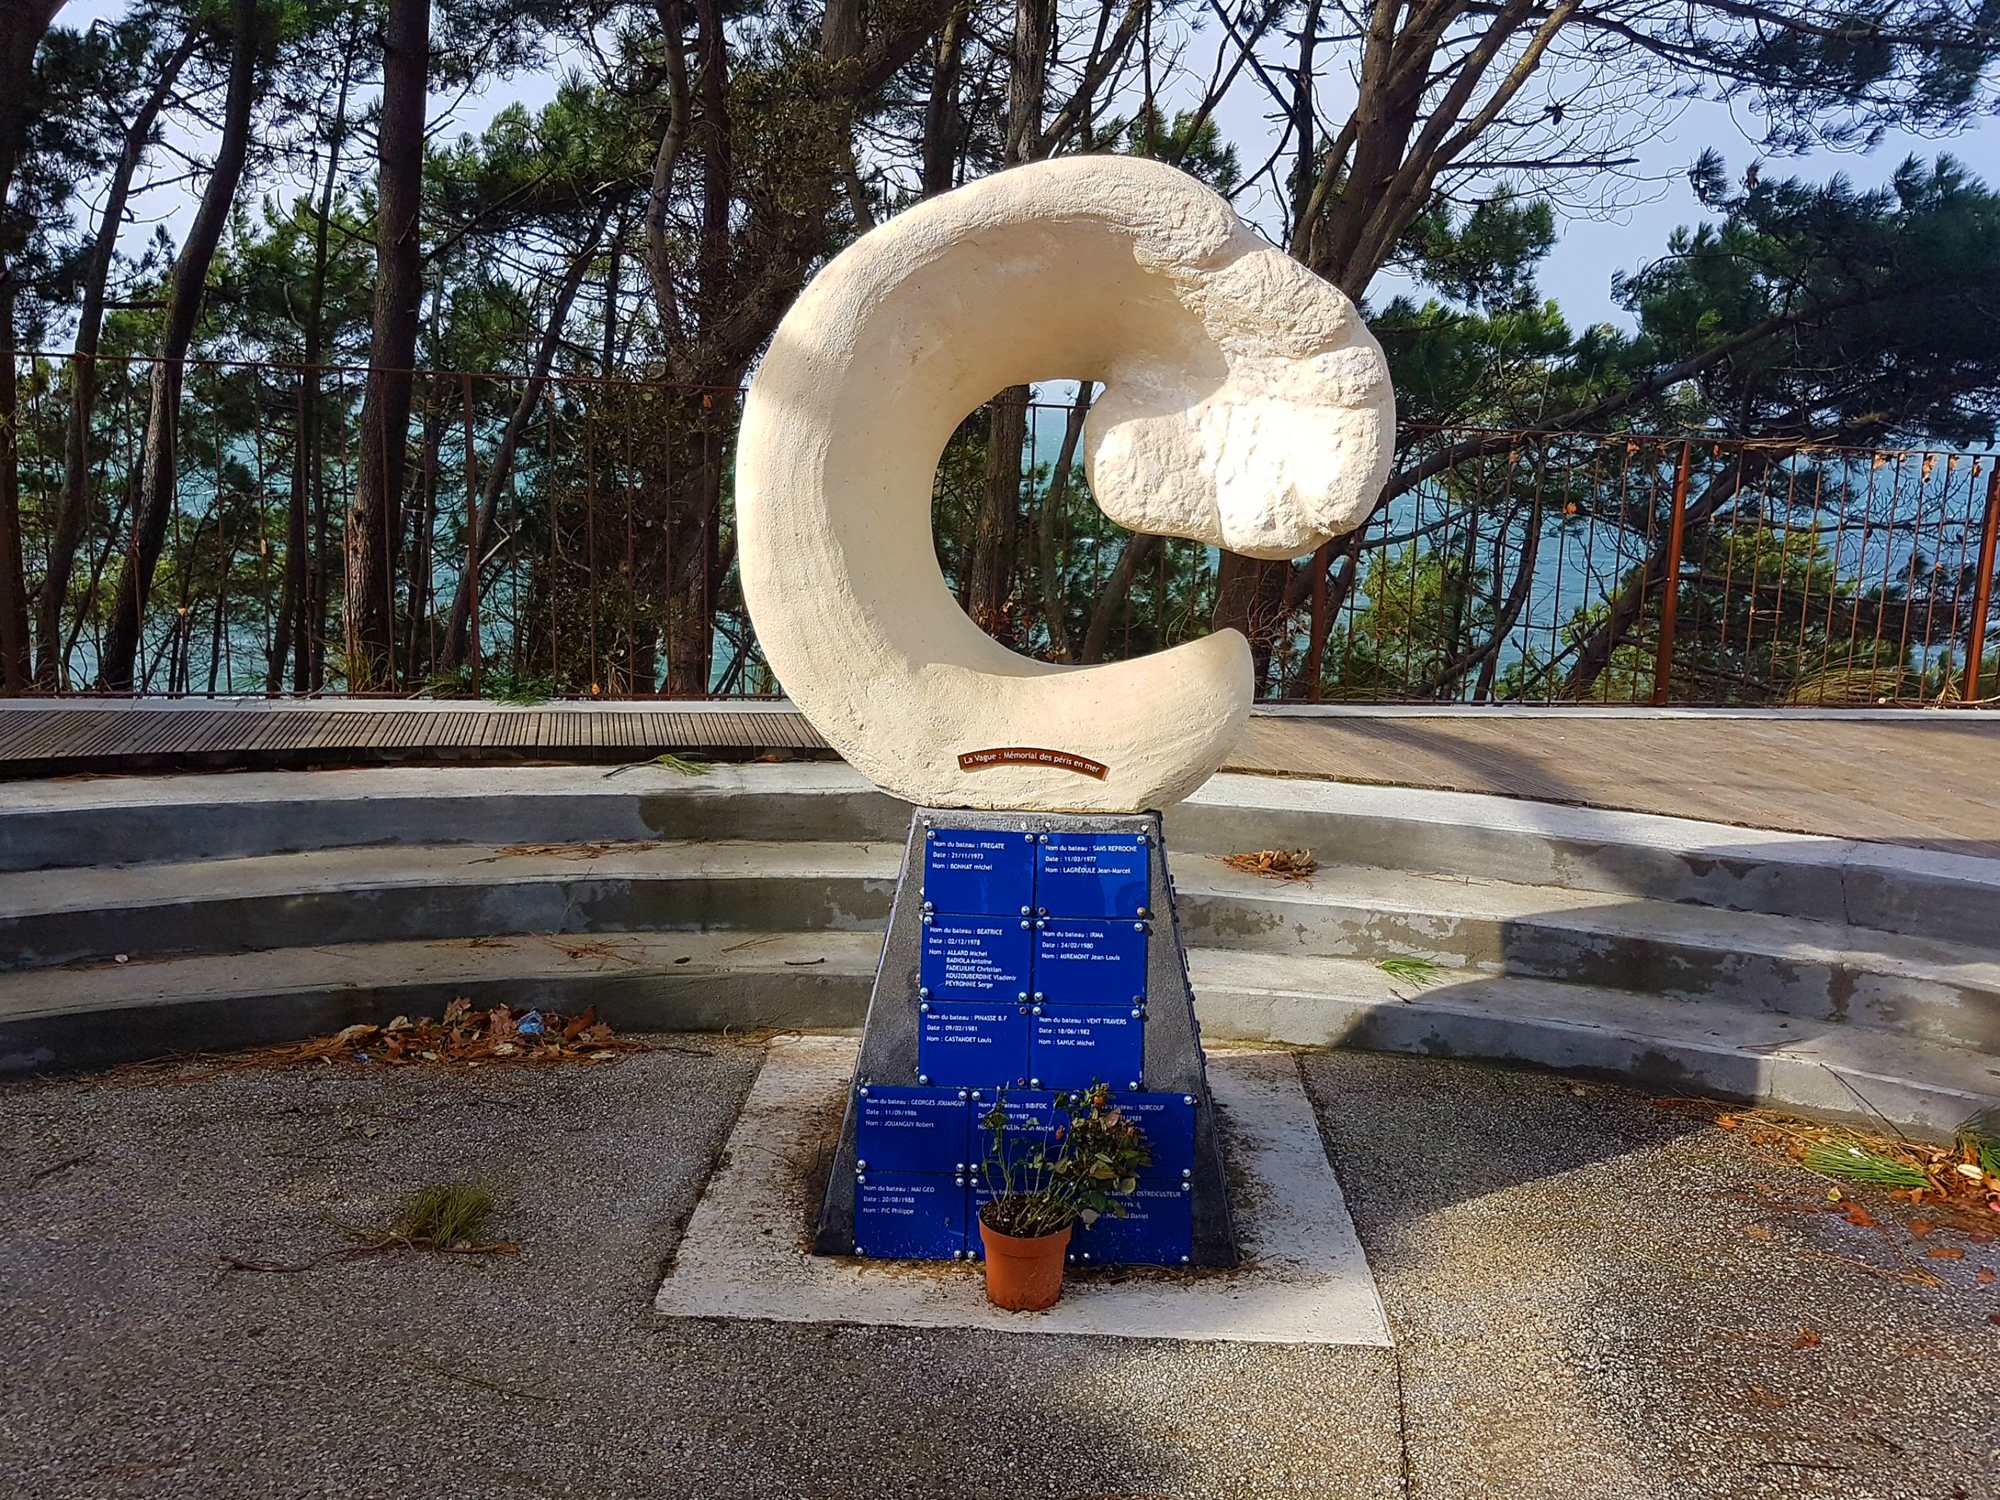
<box><xmin>736</xmin><ymin>157</ymin><xmax>1394</xmax><ymax>813</ymax></box>
<box><xmin>0</xmin><ymin>1041</ymin><xmax>1399</xmax><ymax>1500</ymax></box>
<box><xmin>1305</xmin><ymin>1049</ymin><xmax>2000</xmax><ymax>1500</ymax></box>
<box><xmin>4</xmin><ymin>1039</ymin><xmax>1997</xmax><ymax>1498</ymax></box>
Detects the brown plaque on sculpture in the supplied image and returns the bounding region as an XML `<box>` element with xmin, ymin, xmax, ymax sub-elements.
<box><xmin>956</xmin><ymin>746</ymin><xmax>1110</xmax><ymax>780</ymax></box>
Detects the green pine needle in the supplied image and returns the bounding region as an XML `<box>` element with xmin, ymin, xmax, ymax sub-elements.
<box><xmin>1378</xmin><ymin>955</ymin><xmax>1445</xmax><ymax>988</ymax></box>
<box><xmin>1800</xmin><ymin>1138</ymin><xmax>1929</xmax><ymax>1189</ymax></box>
<box><xmin>650</xmin><ymin>753</ymin><xmax>712</xmax><ymax>776</ymax></box>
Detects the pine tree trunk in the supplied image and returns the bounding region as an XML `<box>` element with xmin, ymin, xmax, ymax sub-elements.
<box><xmin>969</xmin><ymin>389</ymin><xmax>1027</xmax><ymax>641</ymax></box>
<box><xmin>0</xmin><ymin>0</ymin><xmax>66</xmax><ymax>693</ymax></box>
<box><xmin>439</xmin><ymin>214</ymin><xmax>607</xmax><ymax>675</ymax></box>
<box><xmin>38</xmin><ymin>29</ymin><xmax>197</xmax><ymax>688</ymax></box>
<box><xmin>99</xmin><ymin>0</ymin><xmax>261</xmax><ymax>691</ymax></box>
<box><xmin>270</xmin><ymin>52</ymin><xmax>351</xmax><ymax>693</ymax></box>
<box><xmin>345</xmin><ymin>0</ymin><xmax>431</xmax><ymax>692</ymax></box>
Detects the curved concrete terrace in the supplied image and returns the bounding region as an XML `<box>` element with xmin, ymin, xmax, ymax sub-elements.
<box><xmin>2</xmin><ymin>755</ymin><xmax>1996</xmax><ymax>1135</ymax></box>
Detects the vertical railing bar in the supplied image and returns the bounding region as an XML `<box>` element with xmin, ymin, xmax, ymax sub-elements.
<box><xmin>1961</xmin><ymin>462</ymin><xmax>2000</xmax><ymax>702</ymax></box>
<box><xmin>1650</xmin><ymin>440</ymin><xmax>1694</xmax><ymax>707</ymax></box>
<box><xmin>1866</xmin><ymin>455</ymin><xmax>1903</xmax><ymax>698</ymax></box>
<box><xmin>1916</xmin><ymin>452</ymin><xmax>1949</xmax><ymax>695</ymax></box>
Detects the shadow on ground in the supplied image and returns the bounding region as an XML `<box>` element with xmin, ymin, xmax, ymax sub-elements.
<box><xmin>4</xmin><ymin>1037</ymin><xmax>1993</xmax><ymax>1499</ymax></box>
<box><xmin>1303</xmin><ymin>1049</ymin><xmax>1999</xmax><ymax>1500</ymax></box>
<box><xmin>0</xmin><ymin>1040</ymin><xmax>1398</xmax><ymax>1500</ymax></box>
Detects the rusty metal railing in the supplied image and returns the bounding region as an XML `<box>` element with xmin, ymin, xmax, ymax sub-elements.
<box><xmin>10</xmin><ymin>354</ymin><xmax>1998</xmax><ymax>706</ymax></box>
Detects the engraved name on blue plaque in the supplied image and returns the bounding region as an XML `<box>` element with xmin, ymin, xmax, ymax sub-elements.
<box><xmin>920</xmin><ymin>915</ymin><xmax>1032</xmax><ymax>1003</ymax></box>
<box><xmin>1072</xmin><ymin>1177</ymin><xmax>1193</xmax><ymax>1265</ymax></box>
<box><xmin>924</xmin><ymin>828</ymin><xmax>1038</xmax><ymax>916</ymax></box>
<box><xmin>964</xmin><ymin>1178</ymin><xmax>996</xmax><ymax>1259</ymax></box>
<box><xmin>856</xmin><ymin>1085</ymin><xmax>972</xmax><ymax>1174</ymax></box>
<box><xmin>966</xmin><ymin>1087</ymin><xmax>1060</xmax><ymax>1170</ymax></box>
<box><xmin>1034</xmin><ymin>918</ymin><xmax>1148</xmax><ymax>1007</ymax></box>
<box><xmin>1036</xmin><ymin>833</ymin><xmax>1148</xmax><ymax>919</ymax></box>
<box><xmin>854</xmin><ymin>1170</ymin><xmax>967</xmax><ymax>1260</ymax></box>
<box><xmin>1110</xmin><ymin>1090</ymin><xmax>1197</xmax><ymax>1176</ymax></box>
<box><xmin>917</xmin><ymin>1000</ymin><xmax>1030</xmax><ymax>1087</ymax></box>
<box><xmin>1030</xmin><ymin>1004</ymin><xmax>1144</xmax><ymax>1091</ymax></box>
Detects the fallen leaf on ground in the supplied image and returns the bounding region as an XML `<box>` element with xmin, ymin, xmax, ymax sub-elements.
<box><xmin>1909</xmin><ymin>1221</ymin><xmax>1936</xmax><ymax>1237</ymax></box>
<box><xmin>1747</xmin><ymin>1386</ymin><xmax>1786</xmax><ymax>1409</ymax></box>
<box><xmin>1794</xmin><ymin>1328</ymin><xmax>1821</xmax><ymax>1348</ymax></box>
<box><xmin>1926</xmin><ymin>1246</ymin><xmax>1966</xmax><ymax>1260</ymax></box>
<box><xmin>108</xmin><ymin>1001</ymin><xmax>651</xmax><ymax>1079</ymax></box>
<box><xmin>1220</xmin><ymin>848</ymin><xmax>1318</xmax><ymax>880</ymax></box>
<box><xmin>1717</xmin><ymin>1116</ymin><xmax>1739</xmax><ymax>1130</ymax></box>
<box><xmin>1745</xmin><ymin>1224</ymin><xmax>1774</xmax><ymax>1241</ymax></box>
<box><xmin>1977</xmin><ymin>1267</ymin><xmax>1995</xmax><ymax>1284</ymax></box>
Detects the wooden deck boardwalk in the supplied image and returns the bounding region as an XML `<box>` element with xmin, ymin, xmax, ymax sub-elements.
<box><xmin>2</xmin><ymin>701</ymin><xmax>1997</xmax><ymax>856</ymax></box>
<box><xmin>0</xmin><ymin>702</ymin><xmax>826</xmax><ymax>772</ymax></box>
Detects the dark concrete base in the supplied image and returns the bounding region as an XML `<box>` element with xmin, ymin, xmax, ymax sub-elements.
<box><xmin>812</xmin><ymin>808</ymin><xmax>1239</xmax><ymax>1267</ymax></box>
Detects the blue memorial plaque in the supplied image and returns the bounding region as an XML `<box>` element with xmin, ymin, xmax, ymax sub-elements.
<box><xmin>1030</xmin><ymin>1004</ymin><xmax>1145</xmax><ymax>1090</ymax></box>
<box><xmin>854</xmin><ymin>1170</ymin><xmax>967</xmax><ymax>1260</ymax></box>
<box><xmin>924</xmin><ymin>828</ymin><xmax>1039</xmax><ymax>916</ymax></box>
<box><xmin>1036</xmin><ymin>833</ymin><xmax>1149</xmax><ymax>919</ymax></box>
<box><xmin>965</xmin><ymin>1087</ymin><xmax>1061</xmax><ymax>1171</ymax></box>
<box><xmin>1110</xmin><ymin>1090</ymin><xmax>1197</xmax><ymax>1176</ymax></box>
<box><xmin>917</xmin><ymin>1000</ymin><xmax>1031</xmax><ymax>1087</ymax></box>
<box><xmin>1034</xmin><ymin>918</ymin><xmax>1148</xmax><ymax>1008</ymax></box>
<box><xmin>856</xmin><ymin>1085</ymin><xmax>972</xmax><ymax>1174</ymax></box>
<box><xmin>920</xmin><ymin>915</ymin><xmax>1033</xmax><ymax>1003</ymax></box>
<box><xmin>964</xmin><ymin>1179</ymin><xmax>995</xmax><ymax>1259</ymax></box>
<box><xmin>1071</xmin><ymin>1176</ymin><xmax>1194</xmax><ymax>1265</ymax></box>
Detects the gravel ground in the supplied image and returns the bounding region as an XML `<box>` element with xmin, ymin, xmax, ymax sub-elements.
<box><xmin>1304</xmin><ymin>1051</ymin><xmax>2000</xmax><ymax>1500</ymax></box>
<box><xmin>0</xmin><ymin>1040</ymin><xmax>1397</xmax><ymax>1500</ymax></box>
<box><xmin>2</xmin><ymin>1041</ymin><xmax>1994</xmax><ymax>1499</ymax></box>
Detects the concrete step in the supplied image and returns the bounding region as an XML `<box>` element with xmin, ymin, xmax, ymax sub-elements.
<box><xmin>8</xmin><ymin>833</ymin><xmax>1995</xmax><ymax>1056</ymax></box>
<box><xmin>11</xmin><ymin>764</ymin><xmax>2000</xmax><ymax>948</ymax></box>
<box><xmin>7</xmin><ymin>932</ymin><xmax>1992</xmax><ymax>1138</ymax></box>
<box><xmin>0</xmin><ymin>762</ymin><xmax>911</xmax><ymax>872</ymax></box>
<box><xmin>1169</xmin><ymin>775</ymin><xmax>2000</xmax><ymax>948</ymax></box>
<box><xmin>0</xmin><ymin>929</ymin><xmax>883</xmax><ymax>1075</ymax></box>
<box><xmin>1172</xmin><ymin>858</ymin><xmax>2000</xmax><ymax>1055</ymax></box>
<box><xmin>1185</xmin><ymin>949</ymin><xmax>2000</xmax><ymax>1139</ymax></box>
<box><xmin>4</xmin><ymin>762</ymin><xmax>1994</xmax><ymax>1130</ymax></box>
<box><xmin>0</xmin><ymin>839</ymin><xmax>901</xmax><ymax>971</ymax></box>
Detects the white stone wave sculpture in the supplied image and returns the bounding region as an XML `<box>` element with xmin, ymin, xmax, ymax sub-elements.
<box><xmin>737</xmin><ymin>156</ymin><xmax>1394</xmax><ymax>812</ymax></box>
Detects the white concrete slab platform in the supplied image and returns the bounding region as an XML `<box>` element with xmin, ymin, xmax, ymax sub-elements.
<box><xmin>654</xmin><ymin>1034</ymin><xmax>1393</xmax><ymax>1345</ymax></box>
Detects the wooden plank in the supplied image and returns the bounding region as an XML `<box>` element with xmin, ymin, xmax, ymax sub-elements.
<box><xmin>0</xmin><ymin>710</ymin><xmax>77</xmax><ymax>759</ymax></box>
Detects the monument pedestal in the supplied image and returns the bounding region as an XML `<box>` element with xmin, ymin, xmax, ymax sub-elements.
<box><xmin>813</xmin><ymin>808</ymin><xmax>1238</xmax><ymax>1268</ymax></box>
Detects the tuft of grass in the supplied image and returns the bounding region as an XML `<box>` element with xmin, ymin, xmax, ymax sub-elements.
<box><xmin>1377</xmin><ymin>955</ymin><xmax>1445</xmax><ymax>988</ymax></box>
<box><xmin>1800</xmin><ymin>1137</ymin><xmax>1930</xmax><ymax>1189</ymax></box>
<box><xmin>650</xmin><ymin>753</ymin><xmax>712</xmax><ymax>776</ymax></box>
<box><xmin>1782</xmin><ymin>665</ymin><xmax>1909</xmax><ymax>706</ymax></box>
<box><xmin>386</xmin><ymin>1182</ymin><xmax>499</xmax><ymax>1249</ymax></box>
<box><xmin>1958</xmin><ymin>1108</ymin><xmax>2000</xmax><ymax>1177</ymax></box>
<box><xmin>606</xmin><ymin>752</ymin><xmax>712</xmax><ymax>779</ymax></box>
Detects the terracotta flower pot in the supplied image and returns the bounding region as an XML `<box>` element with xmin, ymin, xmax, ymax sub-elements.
<box><xmin>979</xmin><ymin>1218</ymin><xmax>1072</xmax><ymax>1311</ymax></box>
